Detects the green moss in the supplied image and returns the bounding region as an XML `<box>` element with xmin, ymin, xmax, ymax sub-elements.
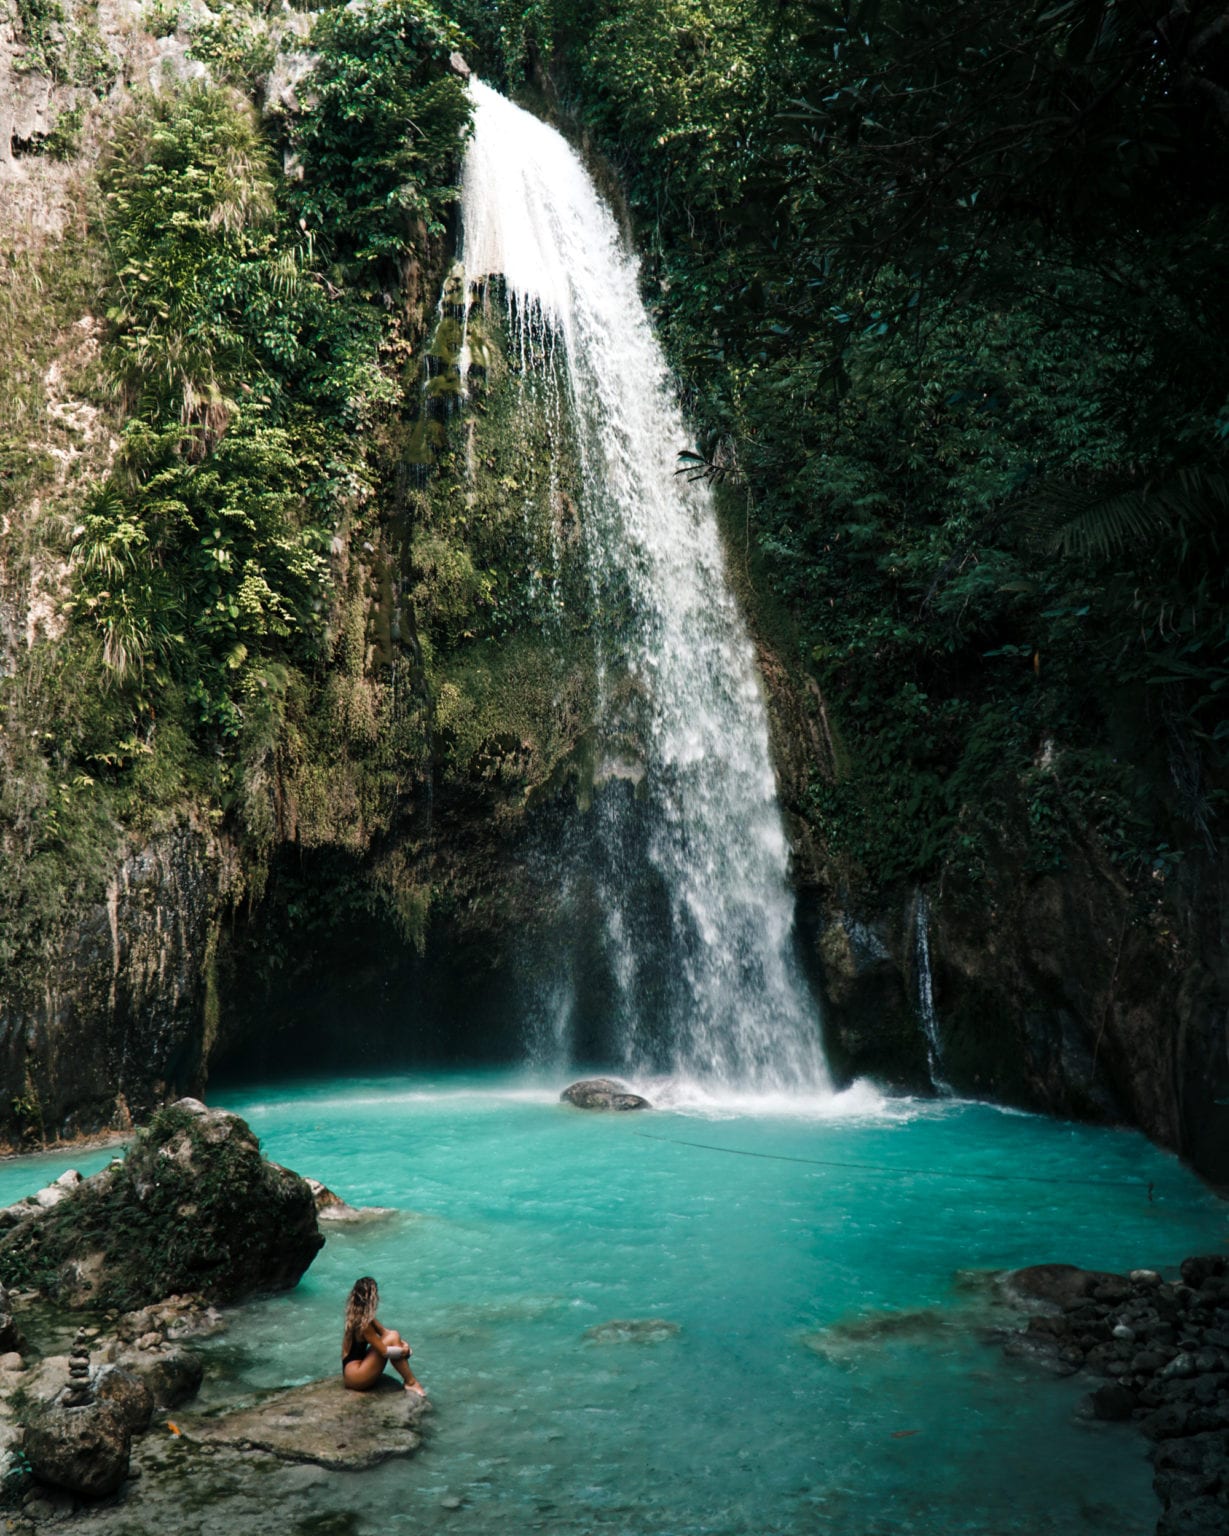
<box><xmin>142</xmin><ymin>0</ymin><xmax>180</xmax><ymax>37</ymax></box>
<box><xmin>13</xmin><ymin>0</ymin><xmax>65</xmax><ymax>76</ymax></box>
<box><xmin>402</xmin><ymin>287</ymin><xmax>600</xmax><ymax>800</ymax></box>
<box><xmin>0</xmin><ymin>1103</ymin><xmax>320</xmax><ymax>1307</ymax></box>
<box><xmin>435</xmin><ymin>632</ymin><xmax>594</xmax><ymax>789</ymax></box>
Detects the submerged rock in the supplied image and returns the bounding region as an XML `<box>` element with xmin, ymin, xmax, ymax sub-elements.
<box><xmin>302</xmin><ymin>1175</ymin><xmax>396</xmax><ymax>1224</ymax></box>
<box><xmin>185</xmin><ymin>1375</ymin><xmax>429</xmax><ymax>1469</ymax></box>
<box><xmin>561</xmin><ymin>1079</ymin><xmax>651</xmax><ymax>1111</ymax></box>
<box><xmin>583</xmin><ymin>1319</ymin><xmax>680</xmax><ymax>1344</ymax></box>
<box><xmin>0</xmin><ymin>1099</ymin><xmax>323</xmax><ymax>1308</ymax></box>
<box><xmin>1001</xmin><ymin>1263</ymin><xmax>1127</xmax><ymax>1310</ymax></box>
<box><xmin>800</xmin><ymin>1306</ymin><xmax>964</xmax><ymax>1363</ymax></box>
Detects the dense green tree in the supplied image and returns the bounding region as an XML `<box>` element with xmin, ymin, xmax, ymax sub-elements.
<box><xmin>529</xmin><ymin>0</ymin><xmax>1229</xmax><ymax>886</ymax></box>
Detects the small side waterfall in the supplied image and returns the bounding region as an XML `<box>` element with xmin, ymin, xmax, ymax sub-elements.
<box><xmin>913</xmin><ymin>891</ymin><xmax>951</xmax><ymax>1095</ymax></box>
<box><xmin>460</xmin><ymin>82</ymin><xmax>828</xmax><ymax>1091</ymax></box>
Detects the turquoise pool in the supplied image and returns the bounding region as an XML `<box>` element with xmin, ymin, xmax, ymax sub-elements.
<box><xmin>155</xmin><ymin>1071</ymin><xmax>1229</xmax><ymax>1535</ymax></box>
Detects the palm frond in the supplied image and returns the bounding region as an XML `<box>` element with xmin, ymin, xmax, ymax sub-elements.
<box><xmin>1019</xmin><ymin>468</ymin><xmax>1229</xmax><ymax>561</ymax></box>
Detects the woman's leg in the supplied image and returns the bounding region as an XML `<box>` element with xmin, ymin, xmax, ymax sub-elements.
<box><xmin>383</xmin><ymin>1331</ymin><xmax>426</xmax><ymax>1395</ymax></box>
<box><xmin>342</xmin><ymin>1352</ymin><xmax>387</xmax><ymax>1392</ymax></box>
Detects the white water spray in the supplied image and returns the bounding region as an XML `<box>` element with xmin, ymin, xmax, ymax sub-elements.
<box><xmin>461</xmin><ymin>82</ymin><xmax>828</xmax><ymax>1091</ymax></box>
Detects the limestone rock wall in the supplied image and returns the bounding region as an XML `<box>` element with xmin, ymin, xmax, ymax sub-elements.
<box><xmin>789</xmin><ymin>765</ymin><xmax>1229</xmax><ymax>1188</ymax></box>
<box><xmin>0</xmin><ymin>821</ymin><xmax>241</xmax><ymax>1146</ymax></box>
<box><xmin>929</xmin><ymin>837</ymin><xmax>1229</xmax><ymax>1185</ymax></box>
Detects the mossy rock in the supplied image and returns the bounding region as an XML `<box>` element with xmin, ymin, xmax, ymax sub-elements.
<box><xmin>0</xmin><ymin>1100</ymin><xmax>323</xmax><ymax>1309</ymax></box>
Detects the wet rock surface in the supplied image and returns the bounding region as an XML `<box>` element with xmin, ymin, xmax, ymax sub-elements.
<box><xmin>1001</xmin><ymin>1255</ymin><xmax>1229</xmax><ymax>1535</ymax></box>
<box><xmin>302</xmin><ymin>1174</ymin><xmax>396</xmax><ymax>1224</ymax></box>
<box><xmin>93</xmin><ymin>1367</ymin><xmax>154</xmax><ymax>1435</ymax></box>
<box><xmin>184</xmin><ymin>1375</ymin><xmax>429</xmax><ymax>1469</ymax></box>
<box><xmin>0</xmin><ymin>1152</ymin><xmax>423</xmax><ymax>1528</ymax></box>
<box><xmin>561</xmin><ymin>1078</ymin><xmax>652</xmax><ymax>1111</ymax></box>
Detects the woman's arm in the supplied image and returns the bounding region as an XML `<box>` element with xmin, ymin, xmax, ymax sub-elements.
<box><xmin>361</xmin><ymin>1321</ymin><xmax>393</xmax><ymax>1356</ymax></box>
<box><xmin>362</xmin><ymin>1320</ymin><xmax>410</xmax><ymax>1358</ymax></box>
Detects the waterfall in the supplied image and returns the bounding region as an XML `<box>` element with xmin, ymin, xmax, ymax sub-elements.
<box><xmin>460</xmin><ymin>82</ymin><xmax>828</xmax><ymax>1091</ymax></box>
<box><xmin>913</xmin><ymin>891</ymin><xmax>951</xmax><ymax>1095</ymax></box>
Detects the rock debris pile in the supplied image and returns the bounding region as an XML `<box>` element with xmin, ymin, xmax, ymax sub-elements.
<box><xmin>1004</xmin><ymin>1258</ymin><xmax>1229</xmax><ymax>1536</ymax></box>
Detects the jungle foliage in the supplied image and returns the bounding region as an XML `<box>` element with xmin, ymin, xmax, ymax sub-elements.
<box><xmin>469</xmin><ymin>0</ymin><xmax>1229</xmax><ymax>888</ymax></box>
<box><xmin>1</xmin><ymin>1</ymin><xmax>476</xmax><ymax>975</ymax></box>
<box><xmin>71</xmin><ymin>7</ymin><xmax>471</xmax><ymax>761</ymax></box>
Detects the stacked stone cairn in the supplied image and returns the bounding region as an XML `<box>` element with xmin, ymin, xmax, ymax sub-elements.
<box><xmin>1004</xmin><ymin>1256</ymin><xmax>1229</xmax><ymax>1536</ymax></box>
<box><xmin>24</xmin><ymin>1330</ymin><xmax>130</xmax><ymax>1498</ymax></box>
<box><xmin>61</xmin><ymin>1331</ymin><xmax>92</xmax><ymax>1408</ymax></box>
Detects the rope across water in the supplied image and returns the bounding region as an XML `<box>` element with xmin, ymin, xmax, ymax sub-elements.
<box><xmin>633</xmin><ymin>1130</ymin><xmax>1159</xmax><ymax>1199</ymax></box>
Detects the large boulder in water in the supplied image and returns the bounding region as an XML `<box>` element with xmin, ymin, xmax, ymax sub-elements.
<box><xmin>1002</xmin><ymin>1264</ymin><xmax>1128</xmax><ymax>1310</ymax></box>
<box><xmin>561</xmin><ymin>1078</ymin><xmax>651</xmax><ymax>1111</ymax></box>
<box><xmin>0</xmin><ymin>1098</ymin><xmax>323</xmax><ymax>1308</ymax></box>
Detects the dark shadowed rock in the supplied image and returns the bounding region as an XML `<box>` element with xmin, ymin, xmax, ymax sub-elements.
<box><xmin>561</xmin><ymin>1079</ymin><xmax>651</xmax><ymax>1111</ymax></box>
<box><xmin>0</xmin><ymin>1281</ymin><xmax>23</xmax><ymax>1354</ymax></box>
<box><xmin>1158</xmin><ymin>1503</ymin><xmax>1229</xmax><ymax>1536</ymax></box>
<box><xmin>1091</xmin><ymin>1381</ymin><xmax>1138</xmax><ymax>1420</ymax></box>
<box><xmin>24</xmin><ymin>1400</ymin><xmax>130</xmax><ymax>1497</ymax></box>
<box><xmin>0</xmin><ymin>1098</ymin><xmax>323</xmax><ymax>1308</ymax></box>
<box><xmin>1000</xmin><ymin>1251</ymin><xmax>1229</xmax><ymax>1535</ymax></box>
<box><xmin>1003</xmin><ymin>1264</ymin><xmax>1125</xmax><ymax>1310</ymax></box>
<box><xmin>1180</xmin><ymin>1257</ymin><xmax>1227</xmax><ymax>1290</ymax></box>
<box><xmin>94</xmin><ymin>1366</ymin><xmax>154</xmax><ymax>1434</ymax></box>
<box><xmin>120</xmin><ymin>1345</ymin><xmax>203</xmax><ymax>1410</ymax></box>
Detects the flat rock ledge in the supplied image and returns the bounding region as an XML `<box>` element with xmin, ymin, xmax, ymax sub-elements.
<box><xmin>561</xmin><ymin>1078</ymin><xmax>651</xmax><ymax>1111</ymax></box>
<box><xmin>184</xmin><ymin>1376</ymin><xmax>429</xmax><ymax>1470</ymax></box>
<box><xmin>1001</xmin><ymin>1258</ymin><xmax>1229</xmax><ymax>1536</ymax></box>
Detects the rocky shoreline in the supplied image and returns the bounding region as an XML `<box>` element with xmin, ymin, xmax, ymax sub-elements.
<box><xmin>0</xmin><ymin>1098</ymin><xmax>417</xmax><ymax>1530</ymax></box>
<box><xmin>0</xmin><ymin>1294</ymin><xmax>428</xmax><ymax>1533</ymax></box>
<box><xmin>1001</xmin><ymin>1259</ymin><xmax>1229</xmax><ymax>1535</ymax></box>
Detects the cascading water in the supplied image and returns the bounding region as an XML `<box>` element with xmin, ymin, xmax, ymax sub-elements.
<box><xmin>460</xmin><ymin>82</ymin><xmax>827</xmax><ymax>1090</ymax></box>
<box><xmin>913</xmin><ymin>890</ymin><xmax>952</xmax><ymax>1095</ymax></box>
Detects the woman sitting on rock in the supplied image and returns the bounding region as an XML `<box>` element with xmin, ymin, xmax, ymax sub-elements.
<box><xmin>341</xmin><ymin>1276</ymin><xmax>425</xmax><ymax>1397</ymax></box>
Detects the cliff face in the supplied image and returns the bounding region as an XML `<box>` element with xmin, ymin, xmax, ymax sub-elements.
<box><xmin>760</xmin><ymin>642</ymin><xmax>1229</xmax><ymax>1186</ymax></box>
<box><xmin>930</xmin><ymin>836</ymin><xmax>1229</xmax><ymax>1184</ymax></box>
<box><xmin>714</xmin><ymin>439</ymin><xmax>1229</xmax><ymax>1187</ymax></box>
<box><xmin>0</xmin><ymin>6</ymin><xmax>599</xmax><ymax>1135</ymax></box>
<box><xmin>0</xmin><ymin>821</ymin><xmax>239</xmax><ymax>1147</ymax></box>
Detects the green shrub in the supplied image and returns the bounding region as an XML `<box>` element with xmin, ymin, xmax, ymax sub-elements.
<box><xmin>188</xmin><ymin>7</ymin><xmax>276</xmax><ymax>94</ymax></box>
<box><xmin>287</xmin><ymin>0</ymin><xmax>472</xmax><ymax>265</ymax></box>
